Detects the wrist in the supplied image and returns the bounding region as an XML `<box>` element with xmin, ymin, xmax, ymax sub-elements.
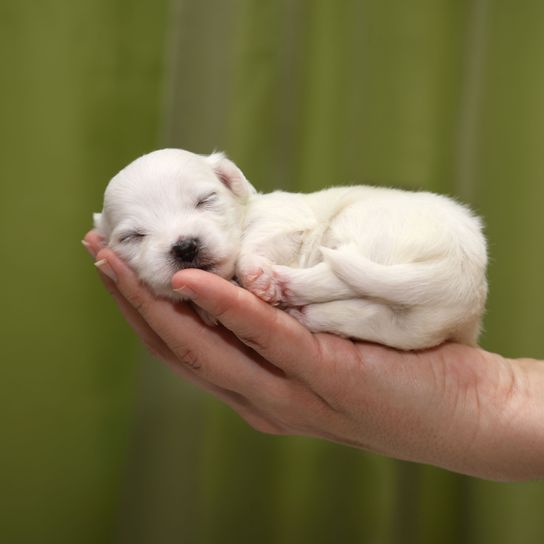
<box><xmin>497</xmin><ymin>357</ymin><xmax>544</xmax><ymax>480</ymax></box>
<box><xmin>461</xmin><ymin>355</ymin><xmax>544</xmax><ymax>481</ymax></box>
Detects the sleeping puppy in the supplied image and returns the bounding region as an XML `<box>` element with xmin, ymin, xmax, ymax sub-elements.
<box><xmin>94</xmin><ymin>148</ymin><xmax>487</xmax><ymax>350</ymax></box>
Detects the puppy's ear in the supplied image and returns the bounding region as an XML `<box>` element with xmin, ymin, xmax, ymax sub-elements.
<box><xmin>206</xmin><ymin>152</ymin><xmax>256</xmax><ymax>201</ymax></box>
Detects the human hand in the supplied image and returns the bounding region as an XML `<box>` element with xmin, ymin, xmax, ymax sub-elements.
<box><xmin>84</xmin><ymin>230</ymin><xmax>544</xmax><ymax>481</ymax></box>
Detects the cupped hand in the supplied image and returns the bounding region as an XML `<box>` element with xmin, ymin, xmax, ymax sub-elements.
<box><xmin>84</xmin><ymin>230</ymin><xmax>544</xmax><ymax>481</ymax></box>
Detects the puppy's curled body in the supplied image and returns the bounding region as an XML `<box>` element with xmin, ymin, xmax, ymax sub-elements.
<box><xmin>94</xmin><ymin>149</ymin><xmax>487</xmax><ymax>351</ymax></box>
<box><xmin>238</xmin><ymin>186</ymin><xmax>487</xmax><ymax>350</ymax></box>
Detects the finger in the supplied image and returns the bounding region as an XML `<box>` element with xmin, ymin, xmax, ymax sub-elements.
<box><xmin>83</xmin><ymin>230</ymin><xmax>176</xmax><ymax>362</ymax></box>
<box><xmin>89</xmin><ymin>247</ymin><xmax>284</xmax><ymax>423</ymax></box>
<box><xmin>171</xmin><ymin>269</ymin><xmax>322</xmax><ymax>380</ymax></box>
<box><xmin>84</xmin><ymin>231</ymin><xmax>230</xmax><ymax>389</ymax></box>
<box><xmin>82</xmin><ymin>230</ymin><xmax>105</xmax><ymax>257</ymax></box>
<box><xmin>94</xmin><ymin>248</ymin><xmax>288</xmax><ymax>398</ymax></box>
<box><xmin>97</xmin><ymin>274</ymin><xmax>280</xmax><ymax>426</ymax></box>
<box><xmin>85</xmin><ymin>234</ymin><xmax>288</xmax><ymax>428</ymax></box>
<box><xmin>97</xmin><ymin>270</ymin><xmax>178</xmax><ymax>364</ymax></box>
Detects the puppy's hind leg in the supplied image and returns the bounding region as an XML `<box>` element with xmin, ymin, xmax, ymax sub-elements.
<box><xmin>273</xmin><ymin>261</ymin><xmax>359</xmax><ymax>306</ymax></box>
<box><xmin>286</xmin><ymin>299</ymin><xmax>435</xmax><ymax>350</ymax></box>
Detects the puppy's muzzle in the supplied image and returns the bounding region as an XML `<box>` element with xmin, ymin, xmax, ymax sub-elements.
<box><xmin>170</xmin><ymin>237</ymin><xmax>200</xmax><ymax>264</ymax></box>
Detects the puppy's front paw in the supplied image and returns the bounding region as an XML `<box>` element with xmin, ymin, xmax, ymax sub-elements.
<box><xmin>269</xmin><ymin>265</ymin><xmax>301</xmax><ymax>305</ymax></box>
<box><xmin>238</xmin><ymin>257</ymin><xmax>284</xmax><ymax>305</ymax></box>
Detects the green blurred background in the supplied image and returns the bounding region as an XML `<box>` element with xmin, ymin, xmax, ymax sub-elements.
<box><xmin>2</xmin><ymin>1</ymin><xmax>544</xmax><ymax>542</ymax></box>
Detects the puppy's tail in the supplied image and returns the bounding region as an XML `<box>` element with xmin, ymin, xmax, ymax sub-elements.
<box><xmin>321</xmin><ymin>246</ymin><xmax>458</xmax><ymax>306</ymax></box>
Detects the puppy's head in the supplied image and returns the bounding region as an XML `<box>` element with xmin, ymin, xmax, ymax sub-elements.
<box><xmin>93</xmin><ymin>149</ymin><xmax>255</xmax><ymax>299</ymax></box>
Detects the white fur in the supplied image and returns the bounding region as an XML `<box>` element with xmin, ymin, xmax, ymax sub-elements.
<box><xmin>94</xmin><ymin>149</ymin><xmax>487</xmax><ymax>350</ymax></box>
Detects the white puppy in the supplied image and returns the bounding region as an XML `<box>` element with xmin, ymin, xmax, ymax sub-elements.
<box><xmin>94</xmin><ymin>149</ymin><xmax>487</xmax><ymax>350</ymax></box>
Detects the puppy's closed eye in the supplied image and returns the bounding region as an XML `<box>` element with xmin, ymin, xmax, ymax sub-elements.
<box><xmin>118</xmin><ymin>231</ymin><xmax>146</xmax><ymax>244</ymax></box>
<box><xmin>196</xmin><ymin>192</ymin><xmax>217</xmax><ymax>209</ymax></box>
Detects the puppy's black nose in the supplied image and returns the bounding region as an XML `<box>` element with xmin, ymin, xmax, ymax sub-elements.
<box><xmin>171</xmin><ymin>238</ymin><xmax>199</xmax><ymax>263</ymax></box>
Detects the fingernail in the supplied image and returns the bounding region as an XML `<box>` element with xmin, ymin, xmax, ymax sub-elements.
<box><xmin>173</xmin><ymin>285</ymin><xmax>197</xmax><ymax>300</ymax></box>
<box><xmin>81</xmin><ymin>240</ymin><xmax>96</xmax><ymax>258</ymax></box>
<box><xmin>95</xmin><ymin>259</ymin><xmax>117</xmax><ymax>282</ymax></box>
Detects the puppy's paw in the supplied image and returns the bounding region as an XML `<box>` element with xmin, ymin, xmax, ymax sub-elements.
<box><xmin>237</xmin><ymin>257</ymin><xmax>284</xmax><ymax>305</ymax></box>
<box><xmin>269</xmin><ymin>265</ymin><xmax>302</xmax><ymax>305</ymax></box>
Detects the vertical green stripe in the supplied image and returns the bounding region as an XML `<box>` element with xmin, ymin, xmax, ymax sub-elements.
<box><xmin>0</xmin><ymin>1</ymin><xmax>168</xmax><ymax>543</ymax></box>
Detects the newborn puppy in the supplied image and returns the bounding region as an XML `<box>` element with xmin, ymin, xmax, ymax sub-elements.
<box><xmin>94</xmin><ymin>149</ymin><xmax>487</xmax><ymax>350</ymax></box>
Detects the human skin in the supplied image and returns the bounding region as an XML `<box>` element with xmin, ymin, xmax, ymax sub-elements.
<box><xmin>84</xmin><ymin>230</ymin><xmax>544</xmax><ymax>482</ymax></box>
